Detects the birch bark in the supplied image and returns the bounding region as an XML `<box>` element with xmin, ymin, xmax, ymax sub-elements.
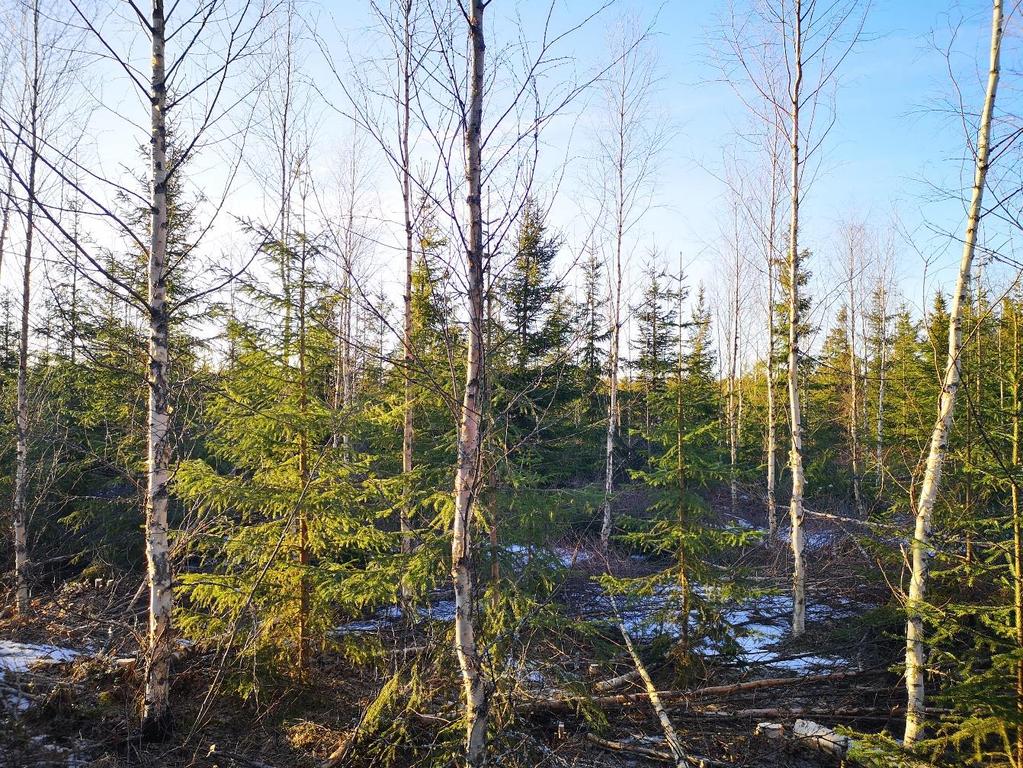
<box><xmin>12</xmin><ymin>0</ymin><xmax>40</xmax><ymax>617</ymax></box>
<box><xmin>765</xmin><ymin>147</ymin><xmax>779</xmax><ymax>540</ymax></box>
<box><xmin>400</xmin><ymin>0</ymin><xmax>414</xmax><ymax>595</ymax></box>
<box><xmin>903</xmin><ymin>0</ymin><xmax>1002</xmax><ymax>744</ymax></box>
<box><xmin>786</xmin><ymin>0</ymin><xmax>807</xmax><ymax>637</ymax></box>
<box><xmin>451</xmin><ymin>1</ymin><xmax>488</xmax><ymax>762</ymax></box>
<box><xmin>142</xmin><ymin>0</ymin><xmax>173</xmax><ymax>739</ymax></box>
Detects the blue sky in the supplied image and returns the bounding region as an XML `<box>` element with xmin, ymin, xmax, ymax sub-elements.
<box><xmin>625</xmin><ymin>0</ymin><xmax>996</xmax><ymax>306</ymax></box>
<box><xmin>381</xmin><ymin>0</ymin><xmax>1006</xmax><ymax>353</ymax></box>
<box><xmin>44</xmin><ymin>0</ymin><xmax>1014</xmax><ymax>361</ymax></box>
<box><xmin>301</xmin><ymin>0</ymin><xmax>1013</xmax><ymax>362</ymax></box>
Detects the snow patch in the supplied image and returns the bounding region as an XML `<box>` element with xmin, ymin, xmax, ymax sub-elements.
<box><xmin>333</xmin><ymin>596</ymin><xmax>457</xmax><ymax>635</ymax></box>
<box><xmin>0</xmin><ymin>640</ymin><xmax>79</xmax><ymax>713</ymax></box>
<box><xmin>0</xmin><ymin>640</ymin><xmax>78</xmax><ymax>674</ymax></box>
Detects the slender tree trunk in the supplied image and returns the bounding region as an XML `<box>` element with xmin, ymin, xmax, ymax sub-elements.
<box><xmin>400</xmin><ymin>0</ymin><xmax>415</xmax><ymax>602</ymax></box>
<box><xmin>728</xmin><ymin>249</ymin><xmax>740</xmax><ymax>519</ymax></box>
<box><xmin>297</xmin><ymin>191</ymin><xmax>310</xmax><ymax>677</ymax></box>
<box><xmin>600</xmin><ymin>60</ymin><xmax>631</xmax><ymax>551</ymax></box>
<box><xmin>12</xmin><ymin>1</ymin><xmax>40</xmax><ymax>616</ymax></box>
<box><xmin>676</xmin><ymin>265</ymin><xmax>689</xmax><ymax>650</ymax></box>
<box><xmin>334</xmin><ymin>263</ymin><xmax>353</xmax><ymax>454</ymax></box>
<box><xmin>613</xmin><ymin>596</ymin><xmax>691</xmax><ymax>768</ymax></box>
<box><xmin>765</xmin><ymin>168</ymin><xmax>778</xmax><ymax>539</ymax></box>
<box><xmin>903</xmin><ymin>0</ymin><xmax>1002</xmax><ymax>744</ymax></box>
<box><xmin>485</xmin><ymin>262</ymin><xmax>500</xmax><ymax>608</ymax></box>
<box><xmin>0</xmin><ymin>137</ymin><xmax>16</xmax><ymax>289</ymax></box>
<box><xmin>69</xmin><ymin>213</ymin><xmax>80</xmax><ymax>366</ymax></box>
<box><xmin>332</xmin><ymin>271</ymin><xmax>349</xmax><ymax>450</ymax></box>
<box><xmin>142</xmin><ymin>0</ymin><xmax>173</xmax><ymax>739</ymax></box>
<box><xmin>848</xmin><ymin>245</ymin><xmax>862</xmax><ymax>516</ymax></box>
<box><xmin>600</xmin><ymin>254</ymin><xmax>621</xmax><ymax>550</ymax></box>
<box><xmin>786</xmin><ymin>0</ymin><xmax>807</xmax><ymax>638</ymax></box>
<box><xmin>277</xmin><ymin>13</ymin><xmax>294</xmax><ymax>359</ymax></box>
<box><xmin>1011</xmin><ymin>304</ymin><xmax>1023</xmax><ymax>767</ymax></box>
<box><xmin>875</xmin><ymin>280</ymin><xmax>886</xmax><ymax>489</ymax></box>
<box><xmin>452</xmin><ymin>2</ymin><xmax>488</xmax><ymax>762</ymax></box>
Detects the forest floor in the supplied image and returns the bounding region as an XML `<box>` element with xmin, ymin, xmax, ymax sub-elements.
<box><xmin>0</xmin><ymin>490</ymin><xmax>909</xmax><ymax>768</ymax></box>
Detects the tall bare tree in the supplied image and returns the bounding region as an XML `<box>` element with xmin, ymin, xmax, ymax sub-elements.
<box><xmin>723</xmin><ymin>0</ymin><xmax>866</xmax><ymax>635</ymax></box>
<box><xmin>449</xmin><ymin>1</ymin><xmax>487</xmax><ymax>761</ymax></box>
<box><xmin>11</xmin><ymin>0</ymin><xmax>42</xmax><ymax>617</ymax></box>
<box><xmin>904</xmin><ymin>0</ymin><xmax>1003</xmax><ymax>744</ymax></box>
<box><xmin>841</xmin><ymin>221</ymin><xmax>865</xmax><ymax>516</ymax></box>
<box><xmin>594</xmin><ymin>18</ymin><xmax>666</xmax><ymax>550</ymax></box>
<box><xmin>0</xmin><ymin>0</ymin><xmax>274</xmax><ymax>738</ymax></box>
<box><xmin>142</xmin><ymin>0</ymin><xmax>173</xmax><ymax>735</ymax></box>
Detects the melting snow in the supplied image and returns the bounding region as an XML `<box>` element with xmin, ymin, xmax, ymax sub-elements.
<box><xmin>0</xmin><ymin>640</ymin><xmax>79</xmax><ymax>713</ymax></box>
<box><xmin>334</xmin><ymin>596</ymin><xmax>457</xmax><ymax>634</ymax></box>
<box><xmin>0</xmin><ymin>640</ymin><xmax>78</xmax><ymax>674</ymax></box>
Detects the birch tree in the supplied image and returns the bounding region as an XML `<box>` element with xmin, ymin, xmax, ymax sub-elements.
<box><xmin>0</xmin><ymin>0</ymin><xmax>273</xmax><ymax>738</ymax></box>
<box><xmin>10</xmin><ymin>0</ymin><xmax>41</xmax><ymax>617</ymax></box>
<box><xmin>593</xmin><ymin>19</ymin><xmax>666</xmax><ymax>550</ymax></box>
<box><xmin>762</xmin><ymin>132</ymin><xmax>784</xmax><ymax>539</ymax></box>
<box><xmin>447</xmin><ymin>1</ymin><xmax>487</xmax><ymax>760</ymax></box>
<box><xmin>335</xmin><ymin>0</ymin><xmax>428</xmax><ymax>578</ymax></box>
<box><xmin>718</xmin><ymin>130</ymin><xmax>785</xmax><ymax>537</ymax></box>
<box><xmin>141</xmin><ymin>1</ymin><xmax>173</xmax><ymax>735</ymax></box>
<box><xmin>723</xmin><ymin>0</ymin><xmax>866</xmax><ymax>635</ymax></box>
<box><xmin>2</xmin><ymin>0</ymin><xmax>81</xmax><ymax>619</ymax></box>
<box><xmin>903</xmin><ymin>0</ymin><xmax>1003</xmax><ymax>744</ymax></box>
<box><xmin>841</xmin><ymin>221</ymin><xmax>866</xmax><ymax>515</ymax></box>
<box><xmin>722</xmin><ymin>191</ymin><xmax>746</xmax><ymax>520</ymax></box>
<box><xmin>421</xmin><ymin>1</ymin><xmax>620</xmax><ymax>758</ymax></box>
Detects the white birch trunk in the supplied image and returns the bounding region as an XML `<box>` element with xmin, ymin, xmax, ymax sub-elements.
<box><xmin>600</xmin><ymin>254</ymin><xmax>621</xmax><ymax>549</ymax></box>
<box><xmin>765</xmin><ymin>158</ymin><xmax>779</xmax><ymax>539</ymax></box>
<box><xmin>12</xmin><ymin>1</ymin><xmax>40</xmax><ymax>616</ymax></box>
<box><xmin>142</xmin><ymin>0</ymin><xmax>173</xmax><ymax>739</ymax></box>
<box><xmin>599</xmin><ymin>77</ymin><xmax>627</xmax><ymax>551</ymax></box>
<box><xmin>728</xmin><ymin>248</ymin><xmax>740</xmax><ymax>519</ymax></box>
<box><xmin>847</xmin><ymin>244</ymin><xmax>862</xmax><ymax>516</ymax></box>
<box><xmin>786</xmin><ymin>0</ymin><xmax>807</xmax><ymax>638</ymax></box>
<box><xmin>903</xmin><ymin>0</ymin><xmax>1002</xmax><ymax>744</ymax></box>
<box><xmin>400</xmin><ymin>0</ymin><xmax>414</xmax><ymax>598</ymax></box>
<box><xmin>452</xmin><ymin>2</ymin><xmax>488</xmax><ymax>762</ymax></box>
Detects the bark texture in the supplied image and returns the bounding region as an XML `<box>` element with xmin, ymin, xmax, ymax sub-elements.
<box><xmin>765</xmin><ymin>150</ymin><xmax>779</xmax><ymax>539</ymax></box>
<box><xmin>142</xmin><ymin>0</ymin><xmax>173</xmax><ymax>740</ymax></box>
<box><xmin>903</xmin><ymin>0</ymin><xmax>1002</xmax><ymax>744</ymax></box>
<box><xmin>786</xmin><ymin>0</ymin><xmax>807</xmax><ymax>638</ymax></box>
<box><xmin>12</xmin><ymin>0</ymin><xmax>41</xmax><ymax>617</ymax></box>
<box><xmin>400</xmin><ymin>0</ymin><xmax>414</xmax><ymax>591</ymax></box>
<box><xmin>600</xmin><ymin>255</ymin><xmax>621</xmax><ymax>549</ymax></box>
<box><xmin>451</xmin><ymin>1</ymin><xmax>489</xmax><ymax>762</ymax></box>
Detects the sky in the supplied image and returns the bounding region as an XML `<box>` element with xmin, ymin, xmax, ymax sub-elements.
<box><xmin>322</xmin><ymin>0</ymin><xmax>1010</xmax><ymax>342</ymax></box>
<box><xmin>561</xmin><ymin>0</ymin><xmax>1003</xmax><ymax>316</ymax></box>
<box><xmin>7</xmin><ymin>0</ymin><xmax>1018</xmax><ymax>365</ymax></box>
<box><xmin>574</xmin><ymin>0</ymin><xmax>1009</xmax><ymax>357</ymax></box>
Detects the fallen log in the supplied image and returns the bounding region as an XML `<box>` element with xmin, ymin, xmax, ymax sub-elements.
<box><xmin>586</xmin><ymin>733</ymin><xmax>673</xmax><ymax>763</ymax></box>
<box><xmin>793</xmin><ymin>719</ymin><xmax>851</xmax><ymax>757</ymax></box>
<box><xmin>592</xmin><ymin>668</ymin><xmax>642</xmax><ymax>693</ymax></box>
<box><xmin>520</xmin><ymin>670</ymin><xmax>862</xmax><ymax>713</ymax></box>
<box><xmin>613</xmin><ymin>599</ymin><xmax>691</xmax><ymax>768</ymax></box>
<box><xmin>672</xmin><ymin>706</ymin><xmax>918</xmax><ymax>720</ymax></box>
<box><xmin>584</xmin><ymin>733</ymin><xmax>730</xmax><ymax>767</ymax></box>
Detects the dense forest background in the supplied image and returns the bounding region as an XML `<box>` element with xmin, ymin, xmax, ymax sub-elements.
<box><xmin>0</xmin><ymin>0</ymin><xmax>1021</xmax><ymax>767</ymax></box>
